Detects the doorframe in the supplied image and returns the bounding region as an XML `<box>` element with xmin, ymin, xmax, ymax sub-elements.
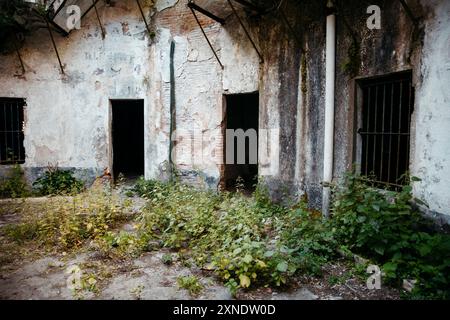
<box><xmin>108</xmin><ymin>98</ymin><xmax>146</xmax><ymax>183</ymax></box>
<box><xmin>220</xmin><ymin>91</ymin><xmax>260</xmax><ymax>190</ymax></box>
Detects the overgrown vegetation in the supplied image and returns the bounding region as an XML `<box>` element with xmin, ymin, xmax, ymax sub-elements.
<box><xmin>2</xmin><ymin>171</ymin><xmax>449</xmax><ymax>299</ymax></box>
<box><xmin>120</xmin><ymin>179</ymin><xmax>333</xmax><ymax>294</ymax></box>
<box><xmin>0</xmin><ymin>165</ymin><xmax>84</xmax><ymax>199</ymax></box>
<box><xmin>0</xmin><ymin>164</ymin><xmax>30</xmax><ymax>198</ymax></box>
<box><xmin>33</xmin><ymin>166</ymin><xmax>85</xmax><ymax>196</ymax></box>
<box><xmin>177</xmin><ymin>275</ymin><xmax>203</xmax><ymax>296</ymax></box>
<box><xmin>127</xmin><ymin>175</ymin><xmax>450</xmax><ymax>298</ymax></box>
<box><xmin>331</xmin><ymin>173</ymin><xmax>450</xmax><ymax>299</ymax></box>
<box><xmin>3</xmin><ymin>188</ymin><xmax>127</xmax><ymax>249</ymax></box>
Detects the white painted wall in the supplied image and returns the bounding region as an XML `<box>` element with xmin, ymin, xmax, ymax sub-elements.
<box><xmin>412</xmin><ymin>0</ymin><xmax>450</xmax><ymax>218</ymax></box>
<box><xmin>0</xmin><ymin>1</ymin><xmax>151</xmax><ymax>176</ymax></box>
<box><xmin>0</xmin><ymin>0</ymin><xmax>448</xmax><ymax>219</ymax></box>
<box><xmin>0</xmin><ymin>0</ymin><xmax>260</xmax><ymax>187</ymax></box>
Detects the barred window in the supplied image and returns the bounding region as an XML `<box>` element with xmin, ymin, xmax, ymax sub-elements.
<box><xmin>0</xmin><ymin>98</ymin><xmax>25</xmax><ymax>164</ymax></box>
<box><xmin>357</xmin><ymin>71</ymin><xmax>414</xmax><ymax>190</ymax></box>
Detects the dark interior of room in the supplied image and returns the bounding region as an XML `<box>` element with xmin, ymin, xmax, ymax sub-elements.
<box><xmin>111</xmin><ymin>99</ymin><xmax>144</xmax><ymax>180</ymax></box>
<box><xmin>224</xmin><ymin>92</ymin><xmax>259</xmax><ymax>191</ymax></box>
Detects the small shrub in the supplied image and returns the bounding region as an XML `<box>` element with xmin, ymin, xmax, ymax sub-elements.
<box><xmin>3</xmin><ymin>189</ymin><xmax>127</xmax><ymax>250</ymax></box>
<box><xmin>82</xmin><ymin>274</ymin><xmax>98</xmax><ymax>293</ymax></box>
<box><xmin>97</xmin><ymin>230</ymin><xmax>148</xmax><ymax>259</ymax></box>
<box><xmin>277</xmin><ymin>202</ymin><xmax>337</xmax><ymax>276</ymax></box>
<box><xmin>33</xmin><ymin>166</ymin><xmax>84</xmax><ymax>196</ymax></box>
<box><xmin>3</xmin><ymin>219</ymin><xmax>39</xmax><ymax>244</ymax></box>
<box><xmin>0</xmin><ymin>164</ymin><xmax>30</xmax><ymax>198</ymax></box>
<box><xmin>177</xmin><ymin>275</ymin><xmax>203</xmax><ymax>296</ymax></box>
<box><xmin>162</xmin><ymin>253</ymin><xmax>173</xmax><ymax>265</ymax></box>
<box><xmin>131</xmin><ymin>177</ymin><xmax>172</xmax><ymax>199</ymax></box>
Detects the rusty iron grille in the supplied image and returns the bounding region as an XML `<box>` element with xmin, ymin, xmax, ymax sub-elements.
<box><xmin>0</xmin><ymin>98</ymin><xmax>25</xmax><ymax>165</ymax></box>
<box><xmin>358</xmin><ymin>71</ymin><xmax>414</xmax><ymax>190</ymax></box>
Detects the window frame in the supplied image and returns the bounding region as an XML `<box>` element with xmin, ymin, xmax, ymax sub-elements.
<box><xmin>0</xmin><ymin>98</ymin><xmax>26</xmax><ymax>165</ymax></box>
<box><xmin>353</xmin><ymin>70</ymin><xmax>414</xmax><ymax>190</ymax></box>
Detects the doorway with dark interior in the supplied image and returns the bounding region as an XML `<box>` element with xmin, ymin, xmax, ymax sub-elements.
<box><xmin>224</xmin><ymin>92</ymin><xmax>259</xmax><ymax>192</ymax></box>
<box><xmin>111</xmin><ymin>99</ymin><xmax>144</xmax><ymax>181</ymax></box>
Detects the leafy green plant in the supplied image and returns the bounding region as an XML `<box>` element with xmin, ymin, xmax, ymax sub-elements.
<box><xmin>131</xmin><ymin>177</ymin><xmax>174</xmax><ymax>199</ymax></box>
<box><xmin>162</xmin><ymin>253</ymin><xmax>173</xmax><ymax>265</ymax></box>
<box><xmin>97</xmin><ymin>230</ymin><xmax>147</xmax><ymax>259</ymax></box>
<box><xmin>3</xmin><ymin>189</ymin><xmax>127</xmax><ymax>250</ymax></box>
<box><xmin>2</xmin><ymin>218</ymin><xmax>39</xmax><ymax>244</ymax></box>
<box><xmin>177</xmin><ymin>275</ymin><xmax>203</xmax><ymax>296</ymax></box>
<box><xmin>33</xmin><ymin>166</ymin><xmax>84</xmax><ymax>196</ymax></box>
<box><xmin>331</xmin><ymin>171</ymin><xmax>450</xmax><ymax>299</ymax></box>
<box><xmin>82</xmin><ymin>274</ymin><xmax>98</xmax><ymax>293</ymax></box>
<box><xmin>0</xmin><ymin>164</ymin><xmax>30</xmax><ymax>198</ymax></box>
<box><xmin>134</xmin><ymin>179</ymin><xmax>326</xmax><ymax>293</ymax></box>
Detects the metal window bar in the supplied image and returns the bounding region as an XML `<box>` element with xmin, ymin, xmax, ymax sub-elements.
<box><xmin>358</xmin><ymin>72</ymin><xmax>413</xmax><ymax>191</ymax></box>
<box><xmin>0</xmin><ymin>99</ymin><xmax>25</xmax><ymax>165</ymax></box>
<box><xmin>405</xmin><ymin>84</ymin><xmax>415</xmax><ymax>179</ymax></box>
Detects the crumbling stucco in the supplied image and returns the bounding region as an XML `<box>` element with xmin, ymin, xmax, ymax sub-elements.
<box><xmin>0</xmin><ymin>0</ymin><xmax>449</xmax><ymax>220</ymax></box>
<box><xmin>411</xmin><ymin>0</ymin><xmax>450</xmax><ymax>220</ymax></box>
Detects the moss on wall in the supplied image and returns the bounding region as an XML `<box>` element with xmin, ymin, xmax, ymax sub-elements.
<box><xmin>341</xmin><ymin>37</ymin><xmax>361</xmax><ymax>77</ymax></box>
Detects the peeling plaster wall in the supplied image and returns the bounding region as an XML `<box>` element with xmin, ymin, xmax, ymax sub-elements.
<box><xmin>0</xmin><ymin>0</ymin><xmax>449</xmax><ymax>220</ymax></box>
<box><xmin>0</xmin><ymin>0</ymin><xmax>262</xmax><ymax>188</ymax></box>
<box><xmin>411</xmin><ymin>0</ymin><xmax>450</xmax><ymax>221</ymax></box>
<box><xmin>254</xmin><ymin>0</ymin><xmax>326</xmax><ymax>207</ymax></box>
<box><xmin>330</xmin><ymin>0</ymin><xmax>450</xmax><ymax>220</ymax></box>
<box><xmin>329</xmin><ymin>0</ymin><xmax>450</xmax><ymax>219</ymax></box>
<box><xmin>232</xmin><ymin>0</ymin><xmax>449</xmax><ymax>217</ymax></box>
<box><xmin>150</xmin><ymin>0</ymin><xmax>260</xmax><ymax>187</ymax></box>
<box><xmin>0</xmin><ymin>0</ymin><xmax>152</xmax><ymax>183</ymax></box>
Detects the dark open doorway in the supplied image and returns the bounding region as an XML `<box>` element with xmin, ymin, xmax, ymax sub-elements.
<box><xmin>224</xmin><ymin>92</ymin><xmax>259</xmax><ymax>191</ymax></box>
<box><xmin>111</xmin><ymin>99</ymin><xmax>144</xmax><ymax>180</ymax></box>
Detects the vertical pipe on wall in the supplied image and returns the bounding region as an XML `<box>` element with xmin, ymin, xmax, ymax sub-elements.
<box><xmin>169</xmin><ymin>40</ymin><xmax>176</xmax><ymax>181</ymax></box>
<box><xmin>322</xmin><ymin>0</ymin><xmax>336</xmax><ymax>217</ymax></box>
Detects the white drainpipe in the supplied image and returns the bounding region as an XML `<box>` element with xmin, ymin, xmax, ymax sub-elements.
<box><xmin>322</xmin><ymin>0</ymin><xmax>336</xmax><ymax>217</ymax></box>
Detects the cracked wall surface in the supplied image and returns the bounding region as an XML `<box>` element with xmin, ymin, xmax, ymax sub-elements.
<box><xmin>0</xmin><ymin>0</ymin><xmax>152</xmax><ymax>183</ymax></box>
<box><xmin>0</xmin><ymin>0</ymin><xmax>449</xmax><ymax>219</ymax></box>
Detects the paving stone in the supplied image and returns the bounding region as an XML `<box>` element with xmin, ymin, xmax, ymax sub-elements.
<box><xmin>271</xmin><ymin>288</ymin><xmax>318</xmax><ymax>300</ymax></box>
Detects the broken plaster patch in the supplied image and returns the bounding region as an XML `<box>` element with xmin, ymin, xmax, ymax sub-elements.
<box><xmin>156</xmin><ymin>0</ymin><xmax>178</xmax><ymax>12</ymax></box>
<box><xmin>188</xmin><ymin>49</ymin><xmax>199</xmax><ymax>62</ymax></box>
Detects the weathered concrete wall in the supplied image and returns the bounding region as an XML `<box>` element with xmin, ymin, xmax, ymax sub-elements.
<box><xmin>411</xmin><ymin>0</ymin><xmax>450</xmax><ymax>222</ymax></box>
<box><xmin>149</xmin><ymin>0</ymin><xmax>260</xmax><ymax>187</ymax></box>
<box><xmin>0</xmin><ymin>0</ymin><xmax>449</xmax><ymax>220</ymax></box>
<box><xmin>0</xmin><ymin>0</ymin><xmax>152</xmax><ymax>183</ymax></box>
<box><xmin>330</xmin><ymin>0</ymin><xmax>450</xmax><ymax>220</ymax></box>
<box><xmin>249</xmin><ymin>0</ymin><xmax>450</xmax><ymax>218</ymax></box>
<box><xmin>254</xmin><ymin>0</ymin><xmax>326</xmax><ymax>206</ymax></box>
<box><xmin>0</xmin><ymin>0</ymin><xmax>261</xmax><ymax>188</ymax></box>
